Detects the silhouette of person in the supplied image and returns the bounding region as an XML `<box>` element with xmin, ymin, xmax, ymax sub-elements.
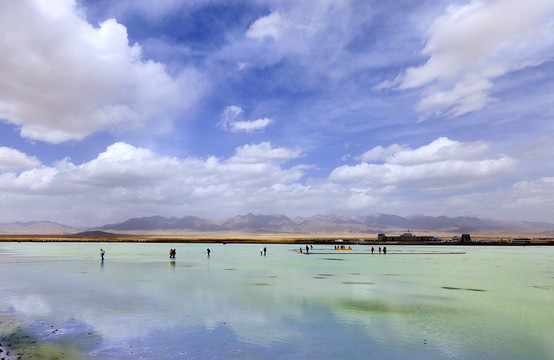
<box><xmin>263</xmin><ymin>247</ymin><xmax>267</xmax><ymax>256</ymax></box>
<box><xmin>207</xmin><ymin>248</ymin><xmax>211</xmax><ymax>258</ymax></box>
<box><xmin>371</xmin><ymin>247</ymin><xmax>374</xmax><ymax>254</ymax></box>
<box><xmin>100</xmin><ymin>249</ymin><xmax>105</xmax><ymax>260</ymax></box>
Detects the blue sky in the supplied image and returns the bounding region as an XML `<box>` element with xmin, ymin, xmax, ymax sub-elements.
<box><xmin>1</xmin><ymin>0</ymin><xmax>553</xmax><ymax>226</ymax></box>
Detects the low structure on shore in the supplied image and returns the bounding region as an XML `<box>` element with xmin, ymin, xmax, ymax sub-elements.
<box><xmin>377</xmin><ymin>232</ymin><xmax>437</xmax><ymax>242</ymax></box>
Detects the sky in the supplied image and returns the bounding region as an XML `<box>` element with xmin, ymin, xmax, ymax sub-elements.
<box><xmin>1</xmin><ymin>0</ymin><xmax>554</xmax><ymax>227</ymax></box>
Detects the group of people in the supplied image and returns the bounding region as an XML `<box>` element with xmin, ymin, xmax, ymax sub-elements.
<box><xmin>100</xmin><ymin>245</ymin><xmax>388</xmax><ymax>260</ymax></box>
<box><xmin>370</xmin><ymin>246</ymin><xmax>387</xmax><ymax>254</ymax></box>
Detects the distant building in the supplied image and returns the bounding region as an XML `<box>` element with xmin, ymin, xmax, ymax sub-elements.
<box><xmin>378</xmin><ymin>232</ymin><xmax>434</xmax><ymax>242</ymax></box>
<box><xmin>460</xmin><ymin>234</ymin><xmax>471</xmax><ymax>243</ymax></box>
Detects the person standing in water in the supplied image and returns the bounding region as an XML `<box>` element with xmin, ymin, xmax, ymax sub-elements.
<box><xmin>100</xmin><ymin>249</ymin><xmax>105</xmax><ymax>260</ymax></box>
<box><xmin>263</xmin><ymin>247</ymin><xmax>267</xmax><ymax>256</ymax></box>
<box><xmin>383</xmin><ymin>247</ymin><xmax>387</xmax><ymax>254</ymax></box>
<box><xmin>207</xmin><ymin>248</ymin><xmax>211</xmax><ymax>258</ymax></box>
<box><xmin>371</xmin><ymin>247</ymin><xmax>374</xmax><ymax>254</ymax></box>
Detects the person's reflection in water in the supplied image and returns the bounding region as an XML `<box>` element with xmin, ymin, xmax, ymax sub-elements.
<box><xmin>100</xmin><ymin>259</ymin><xmax>104</xmax><ymax>272</ymax></box>
<box><xmin>170</xmin><ymin>259</ymin><xmax>175</xmax><ymax>272</ymax></box>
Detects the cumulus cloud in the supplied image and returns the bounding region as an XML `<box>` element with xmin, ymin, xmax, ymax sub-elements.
<box><xmin>380</xmin><ymin>0</ymin><xmax>554</xmax><ymax>117</ymax></box>
<box><xmin>0</xmin><ymin>147</ymin><xmax>41</xmax><ymax>171</ymax></box>
<box><xmin>218</xmin><ymin>105</ymin><xmax>274</xmax><ymax>133</ymax></box>
<box><xmin>0</xmin><ymin>141</ymin><xmax>307</xmax><ymax>222</ymax></box>
<box><xmin>331</xmin><ymin>137</ymin><xmax>516</xmax><ymax>189</ymax></box>
<box><xmin>0</xmin><ymin>0</ymin><xmax>205</xmax><ymax>143</ymax></box>
<box><xmin>0</xmin><ymin>138</ymin><xmax>552</xmax><ymax>224</ymax></box>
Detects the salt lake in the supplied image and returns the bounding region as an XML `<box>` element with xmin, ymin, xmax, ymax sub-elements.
<box><xmin>0</xmin><ymin>242</ymin><xmax>552</xmax><ymax>359</ymax></box>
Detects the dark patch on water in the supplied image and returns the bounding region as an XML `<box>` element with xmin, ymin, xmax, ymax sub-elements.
<box><xmin>0</xmin><ymin>317</ymin><xmax>102</xmax><ymax>360</ymax></box>
<box><xmin>531</xmin><ymin>285</ymin><xmax>550</xmax><ymax>290</ymax></box>
<box><xmin>313</xmin><ymin>276</ymin><xmax>327</xmax><ymax>279</ymax></box>
<box><xmin>318</xmin><ymin>274</ymin><xmax>333</xmax><ymax>277</ymax></box>
<box><xmin>342</xmin><ymin>281</ymin><xmax>374</xmax><ymax>285</ymax></box>
<box><xmin>268</xmin><ymin>276</ymin><xmax>278</xmax><ymax>278</ymax></box>
<box><xmin>442</xmin><ymin>286</ymin><xmax>485</xmax><ymax>292</ymax></box>
<box><xmin>322</xmin><ymin>258</ymin><xmax>344</xmax><ymax>261</ymax></box>
<box><xmin>224</xmin><ymin>268</ymin><xmax>236</xmax><ymax>271</ymax></box>
<box><xmin>350</xmin><ymin>273</ymin><xmax>361</xmax><ymax>275</ymax></box>
<box><xmin>384</xmin><ymin>274</ymin><xmax>400</xmax><ymax>276</ymax></box>
<box><xmin>341</xmin><ymin>299</ymin><xmax>456</xmax><ymax>314</ymax></box>
<box><xmin>250</xmin><ymin>283</ymin><xmax>270</xmax><ymax>286</ymax></box>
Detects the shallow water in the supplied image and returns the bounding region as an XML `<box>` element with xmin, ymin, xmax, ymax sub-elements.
<box><xmin>0</xmin><ymin>243</ymin><xmax>552</xmax><ymax>359</ymax></box>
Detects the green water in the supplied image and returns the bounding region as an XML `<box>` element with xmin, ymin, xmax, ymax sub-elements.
<box><xmin>0</xmin><ymin>243</ymin><xmax>552</xmax><ymax>359</ymax></box>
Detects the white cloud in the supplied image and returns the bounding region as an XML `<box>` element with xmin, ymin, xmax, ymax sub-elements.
<box><xmin>218</xmin><ymin>106</ymin><xmax>274</xmax><ymax>133</ymax></box>
<box><xmin>227</xmin><ymin>0</ymin><xmax>376</xmax><ymax>84</ymax></box>
<box><xmin>0</xmin><ymin>147</ymin><xmax>41</xmax><ymax>171</ymax></box>
<box><xmin>358</xmin><ymin>144</ymin><xmax>406</xmax><ymax>162</ymax></box>
<box><xmin>230</xmin><ymin>142</ymin><xmax>301</xmax><ymax>164</ymax></box>
<box><xmin>330</xmin><ymin>157</ymin><xmax>515</xmax><ymax>187</ymax></box>
<box><xmin>382</xmin><ymin>0</ymin><xmax>554</xmax><ymax>117</ymax></box>
<box><xmin>0</xmin><ymin>0</ymin><xmax>205</xmax><ymax>143</ymax></box>
<box><xmin>230</xmin><ymin>118</ymin><xmax>274</xmax><ymax>133</ymax></box>
<box><xmin>387</xmin><ymin>137</ymin><xmax>489</xmax><ymax>165</ymax></box>
<box><xmin>246</xmin><ymin>12</ymin><xmax>286</xmax><ymax>41</ymax></box>
<box><xmin>433</xmin><ymin>176</ymin><xmax>554</xmax><ymax>221</ymax></box>
<box><xmin>359</xmin><ymin>138</ymin><xmax>489</xmax><ymax>165</ymax></box>
<box><xmin>331</xmin><ymin>137</ymin><xmax>516</xmax><ymax>189</ymax></box>
<box><xmin>0</xmin><ymin>139</ymin><xmax>550</xmax><ymax>225</ymax></box>
<box><xmin>0</xmin><ymin>141</ymin><xmax>308</xmax><ymax>223</ymax></box>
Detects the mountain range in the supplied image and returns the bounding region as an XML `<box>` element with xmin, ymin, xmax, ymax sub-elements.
<box><xmin>1</xmin><ymin>214</ymin><xmax>553</xmax><ymax>235</ymax></box>
<box><xmin>97</xmin><ymin>213</ymin><xmax>554</xmax><ymax>235</ymax></box>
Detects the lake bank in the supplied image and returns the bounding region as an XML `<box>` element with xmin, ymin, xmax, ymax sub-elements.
<box><xmin>1</xmin><ymin>234</ymin><xmax>552</xmax><ymax>245</ymax></box>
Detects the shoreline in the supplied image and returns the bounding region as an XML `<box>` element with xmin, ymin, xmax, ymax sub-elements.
<box><xmin>0</xmin><ymin>235</ymin><xmax>552</xmax><ymax>245</ymax></box>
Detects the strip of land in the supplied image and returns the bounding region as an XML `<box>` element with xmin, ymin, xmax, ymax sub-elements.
<box><xmin>0</xmin><ymin>232</ymin><xmax>552</xmax><ymax>245</ymax></box>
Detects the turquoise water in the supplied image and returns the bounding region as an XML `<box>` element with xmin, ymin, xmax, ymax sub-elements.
<box><xmin>0</xmin><ymin>243</ymin><xmax>552</xmax><ymax>359</ymax></box>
